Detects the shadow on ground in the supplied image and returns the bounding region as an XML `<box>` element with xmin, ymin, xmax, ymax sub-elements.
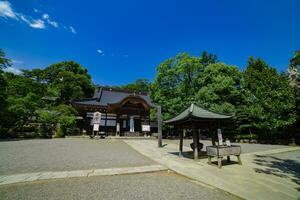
<box><xmin>253</xmin><ymin>154</ymin><xmax>300</xmax><ymax>191</ymax></box>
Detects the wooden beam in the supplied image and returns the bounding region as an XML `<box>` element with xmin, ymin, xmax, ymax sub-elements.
<box><xmin>192</xmin><ymin>124</ymin><xmax>198</xmax><ymax>160</ymax></box>
<box><xmin>179</xmin><ymin>129</ymin><xmax>183</xmax><ymax>157</ymax></box>
<box><xmin>157</xmin><ymin>105</ymin><xmax>162</xmax><ymax>148</ymax></box>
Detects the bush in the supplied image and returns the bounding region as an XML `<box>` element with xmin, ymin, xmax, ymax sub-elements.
<box><xmin>37</xmin><ymin>124</ymin><xmax>53</xmax><ymax>138</ymax></box>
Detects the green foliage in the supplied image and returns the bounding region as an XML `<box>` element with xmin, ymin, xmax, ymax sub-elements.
<box><xmin>288</xmin><ymin>51</ymin><xmax>300</xmax><ymax>134</ymax></box>
<box><xmin>195</xmin><ymin>63</ymin><xmax>241</xmax><ymax>114</ymax></box>
<box><xmin>121</xmin><ymin>78</ymin><xmax>151</xmax><ymax>93</ymax></box>
<box><xmin>0</xmin><ymin>49</ymin><xmax>11</xmax><ymax>127</ymax></box>
<box><xmin>0</xmin><ymin>49</ymin><xmax>11</xmax><ymax>69</ymax></box>
<box><xmin>43</xmin><ymin>61</ymin><xmax>94</xmax><ymax>103</ymax></box>
<box><xmin>0</xmin><ymin>51</ymin><xmax>92</xmax><ymax>138</ymax></box>
<box><xmin>5</xmin><ymin>72</ymin><xmax>46</xmax><ymax>98</ymax></box>
<box><xmin>7</xmin><ymin>93</ymin><xmax>41</xmax><ymax>128</ymax></box>
<box><xmin>151</xmin><ymin>52</ymin><xmax>234</xmax><ymax>120</ymax></box>
<box><xmin>37</xmin><ymin>104</ymin><xmax>77</xmax><ymax>138</ymax></box>
<box><xmin>238</xmin><ymin>57</ymin><xmax>296</xmax><ymax>136</ymax></box>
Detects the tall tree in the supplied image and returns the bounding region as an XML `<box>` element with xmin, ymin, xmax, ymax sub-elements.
<box><xmin>195</xmin><ymin>62</ymin><xmax>241</xmax><ymax>114</ymax></box>
<box><xmin>151</xmin><ymin>52</ymin><xmax>224</xmax><ymax>120</ymax></box>
<box><xmin>28</xmin><ymin>61</ymin><xmax>94</xmax><ymax>104</ymax></box>
<box><xmin>0</xmin><ymin>49</ymin><xmax>11</xmax><ymax>130</ymax></box>
<box><xmin>288</xmin><ymin>51</ymin><xmax>300</xmax><ymax>139</ymax></box>
<box><xmin>239</xmin><ymin>57</ymin><xmax>296</xmax><ymax>138</ymax></box>
<box><xmin>121</xmin><ymin>78</ymin><xmax>151</xmax><ymax>93</ymax></box>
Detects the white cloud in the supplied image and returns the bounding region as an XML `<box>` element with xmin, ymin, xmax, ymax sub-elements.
<box><xmin>43</xmin><ymin>13</ymin><xmax>58</xmax><ymax>28</ymax></box>
<box><xmin>0</xmin><ymin>2</ymin><xmax>45</xmax><ymax>29</ymax></box>
<box><xmin>42</xmin><ymin>13</ymin><xmax>49</xmax><ymax>19</ymax></box>
<box><xmin>97</xmin><ymin>49</ymin><xmax>103</xmax><ymax>54</ymax></box>
<box><xmin>0</xmin><ymin>1</ymin><xmax>17</xmax><ymax>19</ymax></box>
<box><xmin>29</xmin><ymin>19</ymin><xmax>45</xmax><ymax>29</ymax></box>
<box><xmin>4</xmin><ymin>66</ymin><xmax>22</xmax><ymax>75</ymax></box>
<box><xmin>19</xmin><ymin>15</ymin><xmax>45</xmax><ymax>29</ymax></box>
<box><xmin>69</xmin><ymin>26</ymin><xmax>76</xmax><ymax>34</ymax></box>
<box><xmin>123</xmin><ymin>54</ymin><xmax>129</xmax><ymax>58</ymax></box>
<box><xmin>0</xmin><ymin>1</ymin><xmax>75</xmax><ymax>33</ymax></box>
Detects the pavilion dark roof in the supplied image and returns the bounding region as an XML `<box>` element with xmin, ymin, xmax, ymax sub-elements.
<box><xmin>72</xmin><ymin>87</ymin><xmax>154</xmax><ymax>107</ymax></box>
<box><xmin>165</xmin><ymin>103</ymin><xmax>232</xmax><ymax>124</ymax></box>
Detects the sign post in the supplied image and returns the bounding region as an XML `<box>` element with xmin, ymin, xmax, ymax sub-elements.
<box><xmin>92</xmin><ymin>112</ymin><xmax>101</xmax><ymax>138</ymax></box>
<box><xmin>217</xmin><ymin>128</ymin><xmax>223</xmax><ymax>145</ymax></box>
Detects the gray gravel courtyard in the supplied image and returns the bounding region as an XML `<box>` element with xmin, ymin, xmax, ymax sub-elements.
<box><xmin>0</xmin><ymin>171</ymin><xmax>240</xmax><ymax>200</ymax></box>
<box><xmin>0</xmin><ymin>138</ymin><xmax>154</xmax><ymax>175</ymax></box>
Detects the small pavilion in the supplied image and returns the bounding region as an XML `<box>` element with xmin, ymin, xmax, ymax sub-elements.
<box><xmin>165</xmin><ymin>103</ymin><xmax>232</xmax><ymax>160</ymax></box>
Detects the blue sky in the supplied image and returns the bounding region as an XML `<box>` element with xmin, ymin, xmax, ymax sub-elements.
<box><xmin>1</xmin><ymin>0</ymin><xmax>300</xmax><ymax>85</ymax></box>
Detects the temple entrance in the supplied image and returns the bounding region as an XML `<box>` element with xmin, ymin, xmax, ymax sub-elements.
<box><xmin>108</xmin><ymin>95</ymin><xmax>151</xmax><ymax>136</ymax></box>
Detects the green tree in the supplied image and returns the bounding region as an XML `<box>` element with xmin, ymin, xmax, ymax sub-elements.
<box><xmin>5</xmin><ymin>72</ymin><xmax>46</xmax><ymax>98</ymax></box>
<box><xmin>7</xmin><ymin>92</ymin><xmax>40</xmax><ymax>130</ymax></box>
<box><xmin>239</xmin><ymin>57</ymin><xmax>296</xmax><ymax>139</ymax></box>
<box><xmin>195</xmin><ymin>63</ymin><xmax>241</xmax><ymax>114</ymax></box>
<box><xmin>45</xmin><ymin>61</ymin><xmax>94</xmax><ymax>102</ymax></box>
<box><xmin>0</xmin><ymin>49</ymin><xmax>11</xmax><ymax>131</ymax></box>
<box><xmin>37</xmin><ymin>104</ymin><xmax>78</xmax><ymax>138</ymax></box>
<box><xmin>288</xmin><ymin>51</ymin><xmax>300</xmax><ymax>140</ymax></box>
<box><xmin>151</xmin><ymin>52</ymin><xmax>221</xmax><ymax>120</ymax></box>
<box><xmin>121</xmin><ymin>78</ymin><xmax>151</xmax><ymax>93</ymax></box>
<box><xmin>26</xmin><ymin>61</ymin><xmax>94</xmax><ymax>104</ymax></box>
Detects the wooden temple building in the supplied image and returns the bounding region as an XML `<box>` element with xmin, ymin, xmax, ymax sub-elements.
<box><xmin>72</xmin><ymin>87</ymin><xmax>157</xmax><ymax>136</ymax></box>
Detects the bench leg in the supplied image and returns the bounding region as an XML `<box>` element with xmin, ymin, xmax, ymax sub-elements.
<box><xmin>218</xmin><ymin>157</ymin><xmax>222</xmax><ymax>168</ymax></box>
<box><xmin>237</xmin><ymin>155</ymin><xmax>242</xmax><ymax>165</ymax></box>
<box><xmin>208</xmin><ymin>156</ymin><xmax>212</xmax><ymax>165</ymax></box>
<box><xmin>227</xmin><ymin>156</ymin><xmax>231</xmax><ymax>163</ymax></box>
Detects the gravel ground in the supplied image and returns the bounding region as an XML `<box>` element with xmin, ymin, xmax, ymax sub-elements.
<box><xmin>165</xmin><ymin>139</ymin><xmax>289</xmax><ymax>154</ymax></box>
<box><xmin>0</xmin><ymin>139</ymin><xmax>154</xmax><ymax>175</ymax></box>
<box><xmin>0</xmin><ymin>171</ymin><xmax>240</xmax><ymax>200</ymax></box>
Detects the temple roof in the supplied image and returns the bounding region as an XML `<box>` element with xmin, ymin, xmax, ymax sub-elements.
<box><xmin>72</xmin><ymin>87</ymin><xmax>154</xmax><ymax>107</ymax></box>
<box><xmin>165</xmin><ymin>103</ymin><xmax>232</xmax><ymax>124</ymax></box>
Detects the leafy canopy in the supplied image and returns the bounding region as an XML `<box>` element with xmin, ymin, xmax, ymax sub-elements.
<box><xmin>239</xmin><ymin>57</ymin><xmax>296</xmax><ymax>134</ymax></box>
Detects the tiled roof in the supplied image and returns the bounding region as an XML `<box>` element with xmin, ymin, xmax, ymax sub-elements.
<box><xmin>165</xmin><ymin>103</ymin><xmax>232</xmax><ymax>124</ymax></box>
<box><xmin>73</xmin><ymin>87</ymin><xmax>154</xmax><ymax>107</ymax></box>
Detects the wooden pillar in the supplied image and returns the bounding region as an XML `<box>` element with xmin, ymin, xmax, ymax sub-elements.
<box><xmin>192</xmin><ymin>124</ymin><xmax>198</xmax><ymax>160</ymax></box>
<box><xmin>157</xmin><ymin>105</ymin><xmax>162</xmax><ymax>148</ymax></box>
<box><xmin>209</xmin><ymin>123</ymin><xmax>216</xmax><ymax>146</ymax></box>
<box><xmin>179</xmin><ymin>128</ymin><xmax>183</xmax><ymax>157</ymax></box>
<box><xmin>105</xmin><ymin>112</ymin><xmax>108</xmax><ymax>136</ymax></box>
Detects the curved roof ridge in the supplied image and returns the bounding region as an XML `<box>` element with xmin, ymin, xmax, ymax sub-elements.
<box><xmin>165</xmin><ymin>103</ymin><xmax>232</xmax><ymax>124</ymax></box>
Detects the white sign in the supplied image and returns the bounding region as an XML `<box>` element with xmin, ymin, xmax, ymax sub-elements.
<box><xmin>93</xmin><ymin>124</ymin><xmax>99</xmax><ymax>131</ymax></box>
<box><xmin>92</xmin><ymin>112</ymin><xmax>101</xmax><ymax>124</ymax></box>
<box><xmin>142</xmin><ymin>125</ymin><xmax>150</xmax><ymax>132</ymax></box>
<box><xmin>217</xmin><ymin>129</ymin><xmax>223</xmax><ymax>145</ymax></box>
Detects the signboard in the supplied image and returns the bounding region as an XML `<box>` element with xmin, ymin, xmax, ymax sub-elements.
<box><xmin>217</xmin><ymin>129</ymin><xmax>223</xmax><ymax>145</ymax></box>
<box><xmin>142</xmin><ymin>125</ymin><xmax>150</xmax><ymax>132</ymax></box>
<box><xmin>92</xmin><ymin>112</ymin><xmax>101</xmax><ymax>125</ymax></box>
<box><xmin>116</xmin><ymin>123</ymin><xmax>120</xmax><ymax>132</ymax></box>
<box><xmin>93</xmin><ymin>124</ymin><xmax>99</xmax><ymax>131</ymax></box>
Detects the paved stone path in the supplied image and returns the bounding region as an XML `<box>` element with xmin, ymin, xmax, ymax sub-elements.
<box><xmin>124</xmin><ymin>139</ymin><xmax>300</xmax><ymax>200</ymax></box>
<box><xmin>0</xmin><ymin>165</ymin><xmax>167</xmax><ymax>185</ymax></box>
